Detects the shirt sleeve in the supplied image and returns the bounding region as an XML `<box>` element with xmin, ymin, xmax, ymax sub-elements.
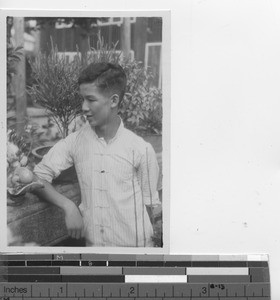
<box><xmin>137</xmin><ymin>142</ymin><xmax>160</xmax><ymax>206</ymax></box>
<box><xmin>33</xmin><ymin>136</ymin><xmax>75</xmax><ymax>183</ymax></box>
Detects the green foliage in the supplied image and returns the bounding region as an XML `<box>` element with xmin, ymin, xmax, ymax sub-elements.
<box><xmin>27</xmin><ymin>45</ymin><xmax>83</xmax><ymax>138</ymax></box>
<box><xmin>120</xmin><ymin>60</ymin><xmax>162</xmax><ymax>135</ymax></box>
<box><xmin>78</xmin><ymin>35</ymin><xmax>122</xmax><ymax>67</ymax></box>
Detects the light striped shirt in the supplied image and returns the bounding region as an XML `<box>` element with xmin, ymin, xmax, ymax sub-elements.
<box><xmin>34</xmin><ymin>121</ymin><xmax>160</xmax><ymax>247</ymax></box>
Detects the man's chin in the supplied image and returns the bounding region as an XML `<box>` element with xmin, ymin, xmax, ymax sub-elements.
<box><xmin>87</xmin><ymin>118</ymin><xmax>98</xmax><ymax>127</ymax></box>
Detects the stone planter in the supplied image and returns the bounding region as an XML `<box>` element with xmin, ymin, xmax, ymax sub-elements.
<box><xmin>32</xmin><ymin>145</ymin><xmax>78</xmax><ymax>184</ymax></box>
<box><xmin>8</xmin><ymin>182</ymin><xmax>81</xmax><ymax>246</ymax></box>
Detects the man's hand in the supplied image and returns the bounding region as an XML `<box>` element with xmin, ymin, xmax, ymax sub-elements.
<box><xmin>64</xmin><ymin>202</ymin><xmax>85</xmax><ymax>239</ymax></box>
<box><xmin>7</xmin><ymin>171</ymin><xmax>44</xmax><ymax>197</ymax></box>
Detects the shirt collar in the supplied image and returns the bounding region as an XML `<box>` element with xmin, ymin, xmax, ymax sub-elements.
<box><xmin>88</xmin><ymin>116</ymin><xmax>124</xmax><ymax>143</ymax></box>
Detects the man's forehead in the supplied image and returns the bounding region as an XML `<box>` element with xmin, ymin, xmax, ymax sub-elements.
<box><xmin>79</xmin><ymin>82</ymin><xmax>101</xmax><ymax>95</ymax></box>
<box><xmin>79</xmin><ymin>82</ymin><xmax>114</xmax><ymax>98</ymax></box>
<box><xmin>79</xmin><ymin>81</ymin><xmax>99</xmax><ymax>90</ymax></box>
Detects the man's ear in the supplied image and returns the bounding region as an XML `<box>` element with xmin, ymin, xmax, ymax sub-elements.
<box><xmin>110</xmin><ymin>94</ymin><xmax>120</xmax><ymax>108</ymax></box>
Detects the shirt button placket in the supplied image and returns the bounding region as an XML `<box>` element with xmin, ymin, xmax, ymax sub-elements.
<box><xmin>98</xmin><ymin>145</ymin><xmax>110</xmax><ymax>245</ymax></box>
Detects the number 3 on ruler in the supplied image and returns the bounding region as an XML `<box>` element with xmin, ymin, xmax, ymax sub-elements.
<box><xmin>202</xmin><ymin>286</ymin><xmax>207</xmax><ymax>294</ymax></box>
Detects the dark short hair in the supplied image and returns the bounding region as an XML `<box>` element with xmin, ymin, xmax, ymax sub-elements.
<box><xmin>78</xmin><ymin>62</ymin><xmax>127</xmax><ymax>103</ymax></box>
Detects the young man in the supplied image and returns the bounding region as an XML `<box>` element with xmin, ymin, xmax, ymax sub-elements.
<box><xmin>34</xmin><ymin>62</ymin><xmax>161</xmax><ymax>247</ymax></box>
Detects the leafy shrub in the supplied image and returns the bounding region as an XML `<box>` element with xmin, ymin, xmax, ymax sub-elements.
<box><xmin>120</xmin><ymin>60</ymin><xmax>162</xmax><ymax>135</ymax></box>
<box><xmin>27</xmin><ymin>45</ymin><xmax>83</xmax><ymax>138</ymax></box>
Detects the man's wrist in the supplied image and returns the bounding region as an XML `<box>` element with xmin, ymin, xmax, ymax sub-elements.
<box><xmin>61</xmin><ymin>198</ymin><xmax>77</xmax><ymax>212</ymax></box>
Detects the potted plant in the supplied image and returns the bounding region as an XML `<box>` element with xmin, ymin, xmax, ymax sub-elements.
<box><xmin>27</xmin><ymin>45</ymin><xmax>83</xmax><ymax>140</ymax></box>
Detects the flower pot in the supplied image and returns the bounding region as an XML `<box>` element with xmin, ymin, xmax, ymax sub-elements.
<box><xmin>32</xmin><ymin>145</ymin><xmax>78</xmax><ymax>184</ymax></box>
<box><xmin>32</xmin><ymin>145</ymin><xmax>53</xmax><ymax>164</ymax></box>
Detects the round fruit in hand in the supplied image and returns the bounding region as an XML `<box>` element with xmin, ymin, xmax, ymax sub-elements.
<box><xmin>11</xmin><ymin>174</ymin><xmax>20</xmax><ymax>185</ymax></box>
<box><xmin>20</xmin><ymin>155</ymin><xmax>28</xmax><ymax>167</ymax></box>
<box><xmin>14</xmin><ymin>167</ymin><xmax>34</xmax><ymax>184</ymax></box>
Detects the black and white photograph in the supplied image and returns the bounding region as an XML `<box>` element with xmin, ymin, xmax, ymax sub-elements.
<box><xmin>4</xmin><ymin>11</ymin><xmax>170</xmax><ymax>251</ymax></box>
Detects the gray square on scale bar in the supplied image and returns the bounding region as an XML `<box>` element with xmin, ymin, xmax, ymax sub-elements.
<box><xmin>164</xmin><ymin>255</ymin><xmax>192</xmax><ymax>261</ymax></box>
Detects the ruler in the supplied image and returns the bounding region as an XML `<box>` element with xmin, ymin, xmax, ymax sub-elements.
<box><xmin>0</xmin><ymin>254</ymin><xmax>270</xmax><ymax>299</ymax></box>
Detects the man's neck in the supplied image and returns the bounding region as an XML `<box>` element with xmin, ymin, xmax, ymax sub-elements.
<box><xmin>94</xmin><ymin>116</ymin><xmax>121</xmax><ymax>143</ymax></box>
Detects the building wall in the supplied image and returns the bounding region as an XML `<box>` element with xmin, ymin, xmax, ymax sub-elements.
<box><xmin>38</xmin><ymin>17</ymin><xmax>162</xmax><ymax>87</ymax></box>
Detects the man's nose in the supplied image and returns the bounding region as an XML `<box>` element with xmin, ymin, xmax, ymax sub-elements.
<box><xmin>82</xmin><ymin>100</ymin><xmax>89</xmax><ymax>112</ymax></box>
